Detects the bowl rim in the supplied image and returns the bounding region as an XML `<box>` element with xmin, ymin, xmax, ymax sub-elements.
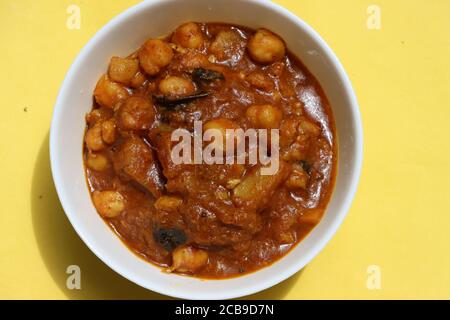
<box><xmin>50</xmin><ymin>0</ymin><xmax>363</xmax><ymax>299</ymax></box>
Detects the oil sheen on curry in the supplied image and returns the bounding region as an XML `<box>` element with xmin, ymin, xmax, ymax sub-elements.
<box><xmin>83</xmin><ymin>22</ymin><xmax>337</xmax><ymax>278</ymax></box>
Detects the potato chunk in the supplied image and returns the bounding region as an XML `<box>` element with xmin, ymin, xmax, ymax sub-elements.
<box><xmin>108</xmin><ymin>56</ymin><xmax>139</xmax><ymax>85</ymax></box>
<box><xmin>285</xmin><ymin>163</ymin><xmax>309</xmax><ymax>190</ymax></box>
<box><xmin>298</xmin><ymin>118</ymin><xmax>321</xmax><ymax>137</ymax></box>
<box><xmin>300</xmin><ymin>208</ymin><xmax>324</xmax><ymax>225</ymax></box>
<box><xmin>117</xmin><ymin>96</ymin><xmax>156</xmax><ymax>131</ymax></box>
<box><xmin>280</xmin><ymin>117</ymin><xmax>300</xmax><ymax>147</ymax></box>
<box><xmin>112</xmin><ymin>136</ymin><xmax>164</xmax><ymax>198</ymax></box>
<box><xmin>172</xmin><ymin>22</ymin><xmax>204</xmax><ymax>49</ymax></box>
<box><xmin>92</xmin><ymin>190</ymin><xmax>125</xmax><ymax>218</ymax></box>
<box><xmin>246</xmin><ymin>71</ymin><xmax>273</xmax><ymax>91</ymax></box>
<box><xmin>94</xmin><ymin>75</ymin><xmax>129</xmax><ymax>108</ymax></box>
<box><xmin>247</xmin><ymin>29</ymin><xmax>286</xmax><ymax>64</ymax></box>
<box><xmin>232</xmin><ymin>161</ymin><xmax>289</xmax><ymax>210</ymax></box>
<box><xmin>171</xmin><ymin>246</ymin><xmax>208</xmax><ymax>273</ymax></box>
<box><xmin>138</xmin><ymin>39</ymin><xmax>174</xmax><ymax>76</ymax></box>
<box><xmin>209</xmin><ymin>30</ymin><xmax>245</xmax><ymax>62</ymax></box>
<box><xmin>177</xmin><ymin>51</ymin><xmax>210</xmax><ymax>70</ymax></box>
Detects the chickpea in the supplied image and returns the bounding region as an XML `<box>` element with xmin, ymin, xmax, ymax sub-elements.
<box><xmin>130</xmin><ymin>71</ymin><xmax>147</xmax><ymax>88</ymax></box>
<box><xmin>204</xmin><ymin>118</ymin><xmax>240</xmax><ymax>150</ymax></box>
<box><xmin>85</xmin><ymin>122</ymin><xmax>106</xmax><ymax>151</ymax></box>
<box><xmin>92</xmin><ymin>190</ymin><xmax>125</xmax><ymax>218</ymax></box>
<box><xmin>94</xmin><ymin>75</ymin><xmax>129</xmax><ymax>108</ymax></box>
<box><xmin>101</xmin><ymin>118</ymin><xmax>117</xmax><ymax>144</ymax></box>
<box><xmin>86</xmin><ymin>152</ymin><xmax>110</xmax><ymax>171</ymax></box>
<box><xmin>172</xmin><ymin>22</ymin><xmax>204</xmax><ymax>49</ymax></box>
<box><xmin>85</xmin><ymin>108</ymin><xmax>112</xmax><ymax>126</ymax></box>
<box><xmin>247</xmin><ymin>29</ymin><xmax>286</xmax><ymax>64</ymax></box>
<box><xmin>246</xmin><ymin>104</ymin><xmax>282</xmax><ymax>129</ymax></box>
<box><xmin>171</xmin><ymin>246</ymin><xmax>208</xmax><ymax>273</ymax></box>
<box><xmin>154</xmin><ymin>196</ymin><xmax>183</xmax><ymax>212</ymax></box>
<box><xmin>108</xmin><ymin>56</ymin><xmax>139</xmax><ymax>85</ymax></box>
<box><xmin>117</xmin><ymin>96</ymin><xmax>156</xmax><ymax>131</ymax></box>
<box><xmin>138</xmin><ymin>39</ymin><xmax>174</xmax><ymax>76</ymax></box>
<box><xmin>158</xmin><ymin>76</ymin><xmax>196</xmax><ymax>97</ymax></box>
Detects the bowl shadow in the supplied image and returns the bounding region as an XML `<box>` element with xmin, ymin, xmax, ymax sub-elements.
<box><xmin>31</xmin><ymin>131</ymin><xmax>302</xmax><ymax>299</ymax></box>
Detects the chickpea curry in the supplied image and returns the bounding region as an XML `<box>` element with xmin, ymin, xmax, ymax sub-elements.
<box><xmin>84</xmin><ymin>22</ymin><xmax>337</xmax><ymax>278</ymax></box>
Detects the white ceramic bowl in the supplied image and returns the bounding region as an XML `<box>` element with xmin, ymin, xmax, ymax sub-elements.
<box><xmin>50</xmin><ymin>0</ymin><xmax>362</xmax><ymax>300</ymax></box>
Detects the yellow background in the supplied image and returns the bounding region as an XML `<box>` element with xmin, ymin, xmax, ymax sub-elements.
<box><xmin>0</xmin><ymin>0</ymin><xmax>449</xmax><ymax>299</ymax></box>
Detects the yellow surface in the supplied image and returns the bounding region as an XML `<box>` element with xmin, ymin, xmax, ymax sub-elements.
<box><xmin>0</xmin><ymin>0</ymin><xmax>449</xmax><ymax>299</ymax></box>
